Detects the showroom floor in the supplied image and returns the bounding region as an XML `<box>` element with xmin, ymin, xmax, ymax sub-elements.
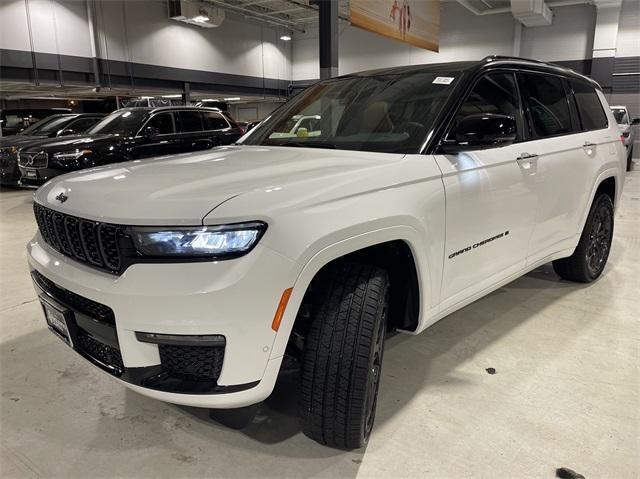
<box><xmin>0</xmin><ymin>163</ymin><xmax>638</xmax><ymax>478</ymax></box>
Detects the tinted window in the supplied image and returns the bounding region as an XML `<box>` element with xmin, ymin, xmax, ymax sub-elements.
<box><xmin>452</xmin><ymin>72</ymin><xmax>520</xmax><ymax>133</ymax></box>
<box><xmin>202</xmin><ymin>111</ymin><xmax>229</xmax><ymax>130</ymax></box>
<box><xmin>89</xmin><ymin>110</ymin><xmax>148</xmax><ymax>135</ymax></box>
<box><xmin>242</xmin><ymin>72</ymin><xmax>459</xmax><ymax>153</ymax></box>
<box><xmin>177</xmin><ymin>111</ymin><xmax>203</xmax><ymax>133</ymax></box>
<box><xmin>145</xmin><ymin>113</ymin><xmax>174</xmax><ymax>134</ymax></box>
<box><xmin>519</xmin><ymin>73</ymin><xmax>572</xmax><ymax>138</ymax></box>
<box><xmin>23</xmin><ymin>116</ymin><xmax>76</xmax><ymax>136</ymax></box>
<box><xmin>611</xmin><ymin>108</ymin><xmax>628</xmax><ymax>124</ymax></box>
<box><xmin>572</xmin><ymin>81</ymin><xmax>608</xmax><ymax>131</ymax></box>
<box><xmin>66</xmin><ymin>117</ymin><xmax>101</xmax><ymax>134</ymax></box>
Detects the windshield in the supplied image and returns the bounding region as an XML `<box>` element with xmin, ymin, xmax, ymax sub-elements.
<box><xmin>241</xmin><ymin>72</ymin><xmax>460</xmax><ymax>153</ymax></box>
<box><xmin>88</xmin><ymin>110</ymin><xmax>148</xmax><ymax>135</ymax></box>
<box><xmin>19</xmin><ymin>115</ymin><xmax>72</xmax><ymax>136</ymax></box>
<box><xmin>611</xmin><ymin>108</ymin><xmax>628</xmax><ymax>124</ymax></box>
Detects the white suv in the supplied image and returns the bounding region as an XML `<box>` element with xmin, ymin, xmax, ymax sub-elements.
<box><xmin>27</xmin><ymin>56</ymin><xmax>625</xmax><ymax>449</ymax></box>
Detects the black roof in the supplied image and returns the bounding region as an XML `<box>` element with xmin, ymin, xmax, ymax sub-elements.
<box><xmin>339</xmin><ymin>55</ymin><xmax>600</xmax><ymax>89</ymax></box>
<box><xmin>116</xmin><ymin>106</ymin><xmax>224</xmax><ymax>114</ymax></box>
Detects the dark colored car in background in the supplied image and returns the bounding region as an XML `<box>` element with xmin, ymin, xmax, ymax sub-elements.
<box><xmin>18</xmin><ymin>106</ymin><xmax>244</xmax><ymax>187</ymax></box>
<box><xmin>1</xmin><ymin>113</ymin><xmax>105</xmax><ymax>186</ymax></box>
<box><xmin>0</xmin><ymin>108</ymin><xmax>72</xmax><ymax>136</ymax></box>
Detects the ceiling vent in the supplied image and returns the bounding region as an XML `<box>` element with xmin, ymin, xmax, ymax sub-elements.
<box><xmin>168</xmin><ymin>1</ymin><xmax>225</xmax><ymax>28</ymax></box>
<box><xmin>511</xmin><ymin>0</ymin><xmax>553</xmax><ymax>26</ymax></box>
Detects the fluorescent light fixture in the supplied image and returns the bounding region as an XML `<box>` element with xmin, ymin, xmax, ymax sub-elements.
<box><xmin>192</xmin><ymin>15</ymin><xmax>209</xmax><ymax>23</ymax></box>
<box><xmin>223</xmin><ymin>97</ymin><xmax>241</xmax><ymax>101</ymax></box>
<box><xmin>162</xmin><ymin>94</ymin><xmax>182</xmax><ymax>98</ymax></box>
<box><xmin>280</xmin><ymin>35</ymin><xmax>292</xmax><ymax>41</ymax></box>
<box><xmin>200</xmin><ymin>98</ymin><xmax>217</xmax><ymax>102</ymax></box>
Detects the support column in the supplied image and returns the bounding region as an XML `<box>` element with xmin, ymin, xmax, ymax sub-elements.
<box><xmin>591</xmin><ymin>0</ymin><xmax>622</xmax><ymax>91</ymax></box>
<box><xmin>183</xmin><ymin>82</ymin><xmax>191</xmax><ymax>105</ymax></box>
<box><xmin>318</xmin><ymin>0</ymin><xmax>338</xmax><ymax>80</ymax></box>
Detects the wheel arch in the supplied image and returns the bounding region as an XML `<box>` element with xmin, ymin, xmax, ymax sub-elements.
<box><xmin>269</xmin><ymin>226</ymin><xmax>429</xmax><ymax>359</ymax></box>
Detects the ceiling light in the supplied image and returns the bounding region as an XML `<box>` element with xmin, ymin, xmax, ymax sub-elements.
<box><xmin>223</xmin><ymin>97</ymin><xmax>241</xmax><ymax>101</ymax></box>
<box><xmin>162</xmin><ymin>94</ymin><xmax>182</xmax><ymax>98</ymax></box>
<box><xmin>192</xmin><ymin>15</ymin><xmax>209</xmax><ymax>23</ymax></box>
<box><xmin>280</xmin><ymin>35</ymin><xmax>292</xmax><ymax>41</ymax></box>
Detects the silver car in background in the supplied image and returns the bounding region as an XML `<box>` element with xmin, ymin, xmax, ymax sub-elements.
<box><xmin>610</xmin><ymin>105</ymin><xmax>639</xmax><ymax>171</ymax></box>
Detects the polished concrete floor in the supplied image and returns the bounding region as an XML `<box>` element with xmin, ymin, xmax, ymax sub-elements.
<box><xmin>1</xmin><ymin>163</ymin><xmax>638</xmax><ymax>479</ymax></box>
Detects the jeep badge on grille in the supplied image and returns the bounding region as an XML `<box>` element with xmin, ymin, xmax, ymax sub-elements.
<box><xmin>55</xmin><ymin>192</ymin><xmax>68</xmax><ymax>203</ymax></box>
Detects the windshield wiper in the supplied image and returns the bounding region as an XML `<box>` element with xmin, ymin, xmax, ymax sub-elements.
<box><xmin>269</xmin><ymin>140</ymin><xmax>336</xmax><ymax>149</ymax></box>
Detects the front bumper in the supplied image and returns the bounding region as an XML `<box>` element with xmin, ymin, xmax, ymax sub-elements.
<box><xmin>18</xmin><ymin>165</ymin><xmax>60</xmax><ymax>187</ymax></box>
<box><xmin>27</xmin><ymin>232</ymin><xmax>295</xmax><ymax>408</ymax></box>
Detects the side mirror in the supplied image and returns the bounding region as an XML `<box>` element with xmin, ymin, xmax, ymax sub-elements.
<box><xmin>441</xmin><ymin>113</ymin><xmax>517</xmax><ymax>153</ymax></box>
<box><xmin>142</xmin><ymin>126</ymin><xmax>160</xmax><ymax>139</ymax></box>
<box><xmin>631</xmin><ymin>117</ymin><xmax>640</xmax><ymax>126</ymax></box>
<box><xmin>59</xmin><ymin>128</ymin><xmax>76</xmax><ymax>136</ymax></box>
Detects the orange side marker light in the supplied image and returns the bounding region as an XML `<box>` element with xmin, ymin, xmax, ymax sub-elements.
<box><xmin>271</xmin><ymin>287</ymin><xmax>293</xmax><ymax>332</ymax></box>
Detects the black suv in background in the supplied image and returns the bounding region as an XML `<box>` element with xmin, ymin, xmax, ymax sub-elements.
<box><xmin>1</xmin><ymin>113</ymin><xmax>105</xmax><ymax>186</ymax></box>
<box><xmin>18</xmin><ymin>107</ymin><xmax>244</xmax><ymax>187</ymax></box>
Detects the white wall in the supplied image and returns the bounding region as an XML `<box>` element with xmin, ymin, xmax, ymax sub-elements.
<box><xmin>0</xmin><ymin>0</ymin><xmax>292</xmax><ymax>81</ymax></box>
<box><xmin>616</xmin><ymin>0</ymin><xmax>640</xmax><ymax>58</ymax></box>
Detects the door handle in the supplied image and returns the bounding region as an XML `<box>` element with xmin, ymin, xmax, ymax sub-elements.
<box><xmin>583</xmin><ymin>141</ymin><xmax>596</xmax><ymax>148</ymax></box>
<box><xmin>517</xmin><ymin>152</ymin><xmax>538</xmax><ymax>160</ymax></box>
<box><xmin>516</xmin><ymin>153</ymin><xmax>538</xmax><ymax>170</ymax></box>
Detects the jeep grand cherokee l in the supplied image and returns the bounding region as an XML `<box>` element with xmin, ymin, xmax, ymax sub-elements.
<box><xmin>18</xmin><ymin>106</ymin><xmax>243</xmax><ymax>187</ymax></box>
<box><xmin>0</xmin><ymin>113</ymin><xmax>104</xmax><ymax>186</ymax></box>
<box><xmin>26</xmin><ymin>57</ymin><xmax>625</xmax><ymax>449</ymax></box>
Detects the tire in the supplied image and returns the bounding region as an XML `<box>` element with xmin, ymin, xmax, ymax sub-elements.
<box><xmin>627</xmin><ymin>145</ymin><xmax>633</xmax><ymax>171</ymax></box>
<box><xmin>552</xmin><ymin>193</ymin><xmax>614</xmax><ymax>282</ymax></box>
<box><xmin>300</xmin><ymin>262</ymin><xmax>389</xmax><ymax>449</ymax></box>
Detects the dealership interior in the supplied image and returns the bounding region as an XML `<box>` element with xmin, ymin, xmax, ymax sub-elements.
<box><xmin>1</xmin><ymin>0</ymin><xmax>639</xmax><ymax>477</ymax></box>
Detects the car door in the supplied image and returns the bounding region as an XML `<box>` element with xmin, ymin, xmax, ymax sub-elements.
<box><xmin>131</xmin><ymin>112</ymin><xmax>180</xmax><ymax>158</ymax></box>
<box><xmin>175</xmin><ymin>110</ymin><xmax>214</xmax><ymax>153</ymax></box>
<box><xmin>516</xmin><ymin>73</ymin><xmax>597</xmax><ymax>263</ymax></box>
<box><xmin>434</xmin><ymin>71</ymin><xmax>538</xmax><ymax>308</ymax></box>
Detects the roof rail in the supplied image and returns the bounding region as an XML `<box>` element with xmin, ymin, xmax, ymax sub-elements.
<box><xmin>481</xmin><ymin>55</ymin><xmax>547</xmax><ymax>64</ymax></box>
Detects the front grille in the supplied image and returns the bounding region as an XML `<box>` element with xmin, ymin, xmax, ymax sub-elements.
<box><xmin>34</xmin><ymin>203</ymin><xmax>122</xmax><ymax>273</ymax></box>
<box><xmin>77</xmin><ymin>329</ymin><xmax>124</xmax><ymax>374</ymax></box>
<box><xmin>32</xmin><ymin>270</ymin><xmax>115</xmax><ymax>324</ymax></box>
<box><xmin>18</xmin><ymin>151</ymin><xmax>48</xmax><ymax>168</ymax></box>
<box><xmin>159</xmin><ymin>344</ymin><xmax>224</xmax><ymax>382</ymax></box>
<box><xmin>0</xmin><ymin>149</ymin><xmax>16</xmax><ymax>168</ymax></box>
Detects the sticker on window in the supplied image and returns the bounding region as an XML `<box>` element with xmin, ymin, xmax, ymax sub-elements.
<box><xmin>433</xmin><ymin>77</ymin><xmax>455</xmax><ymax>85</ymax></box>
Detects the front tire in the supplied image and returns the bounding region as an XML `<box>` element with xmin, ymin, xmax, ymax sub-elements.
<box><xmin>300</xmin><ymin>262</ymin><xmax>389</xmax><ymax>449</ymax></box>
<box><xmin>552</xmin><ymin>194</ymin><xmax>614</xmax><ymax>282</ymax></box>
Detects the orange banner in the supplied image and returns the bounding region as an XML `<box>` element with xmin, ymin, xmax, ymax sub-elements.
<box><xmin>350</xmin><ymin>0</ymin><xmax>440</xmax><ymax>52</ymax></box>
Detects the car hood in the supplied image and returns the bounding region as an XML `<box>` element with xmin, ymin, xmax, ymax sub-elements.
<box><xmin>21</xmin><ymin>134</ymin><xmax>122</xmax><ymax>153</ymax></box>
<box><xmin>34</xmin><ymin>145</ymin><xmax>404</xmax><ymax>225</ymax></box>
<box><xmin>0</xmin><ymin>135</ymin><xmax>48</xmax><ymax>148</ymax></box>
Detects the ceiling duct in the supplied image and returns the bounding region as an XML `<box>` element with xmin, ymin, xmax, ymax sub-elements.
<box><xmin>168</xmin><ymin>1</ymin><xmax>225</xmax><ymax>28</ymax></box>
<box><xmin>511</xmin><ymin>0</ymin><xmax>553</xmax><ymax>26</ymax></box>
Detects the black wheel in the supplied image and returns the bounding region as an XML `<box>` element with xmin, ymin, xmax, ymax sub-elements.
<box><xmin>299</xmin><ymin>262</ymin><xmax>389</xmax><ymax>449</ymax></box>
<box><xmin>553</xmin><ymin>194</ymin><xmax>614</xmax><ymax>282</ymax></box>
<box><xmin>627</xmin><ymin>145</ymin><xmax>634</xmax><ymax>171</ymax></box>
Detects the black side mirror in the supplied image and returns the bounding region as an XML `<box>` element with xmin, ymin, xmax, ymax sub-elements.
<box><xmin>631</xmin><ymin>117</ymin><xmax>640</xmax><ymax>126</ymax></box>
<box><xmin>142</xmin><ymin>126</ymin><xmax>160</xmax><ymax>139</ymax></box>
<box><xmin>441</xmin><ymin>113</ymin><xmax>517</xmax><ymax>153</ymax></box>
<box><xmin>59</xmin><ymin>128</ymin><xmax>76</xmax><ymax>136</ymax></box>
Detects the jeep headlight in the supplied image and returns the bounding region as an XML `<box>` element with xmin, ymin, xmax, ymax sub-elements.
<box><xmin>128</xmin><ymin>222</ymin><xmax>267</xmax><ymax>258</ymax></box>
<box><xmin>52</xmin><ymin>149</ymin><xmax>92</xmax><ymax>161</ymax></box>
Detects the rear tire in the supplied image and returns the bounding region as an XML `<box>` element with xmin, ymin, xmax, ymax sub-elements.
<box><xmin>627</xmin><ymin>145</ymin><xmax>634</xmax><ymax>171</ymax></box>
<box><xmin>299</xmin><ymin>262</ymin><xmax>389</xmax><ymax>449</ymax></box>
<box><xmin>552</xmin><ymin>194</ymin><xmax>614</xmax><ymax>282</ymax></box>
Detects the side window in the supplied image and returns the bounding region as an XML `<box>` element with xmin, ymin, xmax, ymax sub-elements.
<box><xmin>145</xmin><ymin>113</ymin><xmax>174</xmax><ymax>134</ymax></box>
<box><xmin>571</xmin><ymin>81</ymin><xmax>608</xmax><ymax>131</ymax></box>
<box><xmin>177</xmin><ymin>111</ymin><xmax>203</xmax><ymax>133</ymax></box>
<box><xmin>518</xmin><ymin>73</ymin><xmax>572</xmax><ymax>138</ymax></box>
<box><xmin>449</xmin><ymin>72</ymin><xmax>521</xmax><ymax>139</ymax></box>
<box><xmin>66</xmin><ymin>117</ymin><xmax>101</xmax><ymax>133</ymax></box>
<box><xmin>202</xmin><ymin>111</ymin><xmax>229</xmax><ymax>131</ymax></box>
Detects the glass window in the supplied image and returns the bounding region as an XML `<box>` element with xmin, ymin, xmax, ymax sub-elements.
<box><xmin>518</xmin><ymin>73</ymin><xmax>572</xmax><ymax>138</ymax></box>
<box><xmin>611</xmin><ymin>108</ymin><xmax>629</xmax><ymax>124</ymax></box>
<box><xmin>241</xmin><ymin>71</ymin><xmax>460</xmax><ymax>153</ymax></box>
<box><xmin>202</xmin><ymin>111</ymin><xmax>229</xmax><ymax>131</ymax></box>
<box><xmin>89</xmin><ymin>110</ymin><xmax>149</xmax><ymax>135</ymax></box>
<box><xmin>145</xmin><ymin>113</ymin><xmax>174</xmax><ymax>134</ymax></box>
<box><xmin>450</xmin><ymin>72</ymin><xmax>520</xmax><ymax>136</ymax></box>
<box><xmin>176</xmin><ymin>111</ymin><xmax>203</xmax><ymax>133</ymax></box>
<box><xmin>22</xmin><ymin>116</ymin><xmax>75</xmax><ymax>136</ymax></box>
<box><xmin>571</xmin><ymin>81</ymin><xmax>608</xmax><ymax>131</ymax></box>
<box><xmin>65</xmin><ymin>117</ymin><xmax>102</xmax><ymax>134</ymax></box>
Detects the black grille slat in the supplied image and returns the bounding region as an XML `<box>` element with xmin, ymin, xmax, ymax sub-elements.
<box><xmin>64</xmin><ymin>216</ymin><xmax>87</xmax><ymax>261</ymax></box>
<box><xmin>77</xmin><ymin>330</ymin><xmax>124</xmax><ymax>374</ymax></box>
<box><xmin>33</xmin><ymin>204</ymin><xmax>122</xmax><ymax>273</ymax></box>
<box><xmin>80</xmin><ymin>220</ymin><xmax>104</xmax><ymax>267</ymax></box>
